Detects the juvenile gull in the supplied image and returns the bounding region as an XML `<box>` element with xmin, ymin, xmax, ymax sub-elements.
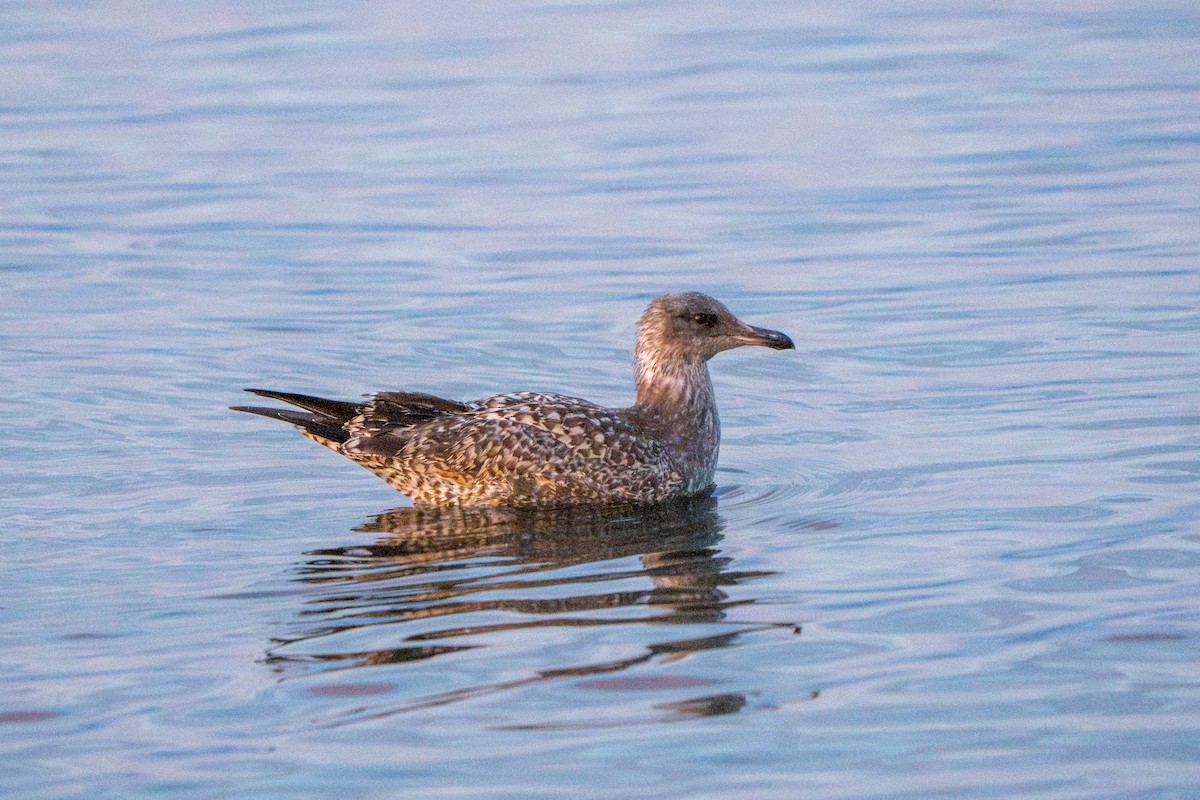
<box><xmin>232</xmin><ymin>292</ymin><xmax>793</xmax><ymax>507</ymax></box>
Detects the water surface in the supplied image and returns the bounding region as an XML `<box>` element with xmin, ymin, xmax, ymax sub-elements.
<box><xmin>2</xmin><ymin>2</ymin><xmax>1199</xmax><ymax>798</ymax></box>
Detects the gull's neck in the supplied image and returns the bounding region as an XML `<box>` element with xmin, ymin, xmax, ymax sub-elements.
<box><xmin>631</xmin><ymin>330</ymin><xmax>720</xmax><ymax>490</ymax></box>
<box><xmin>634</xmin><ymin>350</ymin><xmax>715</xmax><ymax>420</ymax></box>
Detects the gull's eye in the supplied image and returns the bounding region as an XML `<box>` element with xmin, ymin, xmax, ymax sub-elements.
<box><xmin>690</xmin><ymin>312</ymin><xmax>719</xmax><ymax>327</ymax></box>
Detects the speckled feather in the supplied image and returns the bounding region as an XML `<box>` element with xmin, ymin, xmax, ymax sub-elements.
<box><xmin>232</xmin><ymin>292</ymin><xmax>794</xmax><ymax>507</ymax></box>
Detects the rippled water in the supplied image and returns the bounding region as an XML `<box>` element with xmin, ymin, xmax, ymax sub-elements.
<box><xmin>3</xmin><ymin>2</ymin><xmax>1199</xmax><ymax>798</ymax></box>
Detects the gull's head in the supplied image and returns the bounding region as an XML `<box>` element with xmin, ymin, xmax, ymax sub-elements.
<box><xmin>636</xmin><ymin>292</ymin><xmax>795</xmax><ymax>363</ymax></box>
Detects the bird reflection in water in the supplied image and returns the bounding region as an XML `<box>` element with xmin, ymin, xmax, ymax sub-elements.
<box><xmin>267</xmin><ymin>497</ymin><xmax>796</xmax><ymax>725</ymax></box>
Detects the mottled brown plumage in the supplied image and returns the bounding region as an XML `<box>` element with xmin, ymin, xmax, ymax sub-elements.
<box><xmin>232</xmin><ymin>292</ymin><xmax>793</xmax><ymax>507</ymax></box>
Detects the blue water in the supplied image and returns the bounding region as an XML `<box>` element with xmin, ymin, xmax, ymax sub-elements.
<box><xmin>3</xmin><ymin>2</ymin><xmax>1199</xmax><ymax>798</ymax></box>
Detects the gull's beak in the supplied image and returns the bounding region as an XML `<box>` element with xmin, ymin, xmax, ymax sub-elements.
<box><xmin>734</xmin><ymin>324</ymin><xmax>795</xmax><ymax>350</ymax></box>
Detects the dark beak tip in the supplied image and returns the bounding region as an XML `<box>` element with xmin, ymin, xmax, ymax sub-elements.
<box><xmin>767</xmin><ymin>334</ymin><xmax>795</xmax><ymax>351</ymax></box>
<box><xmin>747</xmin><ymin>326</ymin><xmax>794</xmax><ymax>351</ymax></box>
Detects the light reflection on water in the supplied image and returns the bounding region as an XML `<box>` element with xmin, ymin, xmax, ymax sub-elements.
<box><xmin>268</xmin><ymin>498</ymin><xmax>796</xmax><ymax>727</ymax></box>
<box><xmin>2</xmin><ymin>1</ymin><xmax>1199</xmax><ymax>798</ymax></box>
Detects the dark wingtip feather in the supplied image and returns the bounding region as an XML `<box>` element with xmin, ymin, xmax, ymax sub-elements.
<box><xmin>241</xmin><ymin>389</ymin><xmax>363</xmax><ymax>422</ymax></box>
<box><xmin>230</xmin><ymin>404</ymin><xmax>351</xmax><ymax>443</ymax></box>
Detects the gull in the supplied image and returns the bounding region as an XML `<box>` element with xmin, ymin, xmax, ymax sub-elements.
<box><xmin>232</xmin><ymin>292</ymin><xmax>793</xmax><ymax>507</ymax></box>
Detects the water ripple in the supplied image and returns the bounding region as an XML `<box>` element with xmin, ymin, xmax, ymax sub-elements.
<box><xmin>266</xmin><ymin>499</ymin><xmax>798</xmax><ymax>727</ymax></box>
